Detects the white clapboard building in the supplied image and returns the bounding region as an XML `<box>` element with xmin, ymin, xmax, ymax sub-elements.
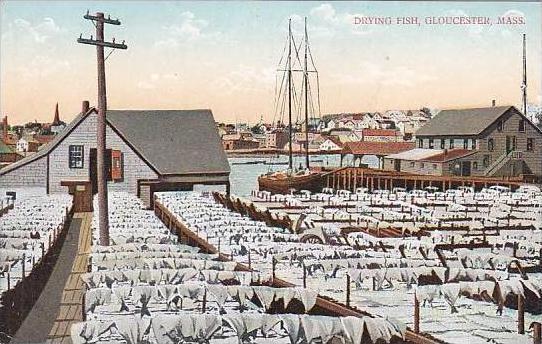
<box><xmin>0</xmin><ymin>101</ymin><xmax>230</xmax><ymax>205</ymax></box>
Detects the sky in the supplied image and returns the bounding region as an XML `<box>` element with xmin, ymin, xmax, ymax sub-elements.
<box><xmin>1</xmin><ymin>1</ymin><xmax>541</xmax><ymax>125</ymax></box>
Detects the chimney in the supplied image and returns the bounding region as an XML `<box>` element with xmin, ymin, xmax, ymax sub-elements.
<box><xmin>2</xmin><ymin>116</ymin><xmax>7</xmax><ymax>142</ymax></box>
<box><xmin>53</xmin><ymin>102</ymin><xmax>60</xmax><ymax>124</ymax></box>
<box><xmin>81</xmin><ymin>100</ymin><xmax>90</xmax><ymax>113</ymax></box>
<box><xmin>492</xmin><ymin>99</ymin><xmax>496</xmax><ymax>107</ymax></box>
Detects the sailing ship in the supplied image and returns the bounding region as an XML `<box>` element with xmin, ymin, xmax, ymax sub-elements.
<box><xmin>258</xmin><ymin>18</ymin><xmax>325</xmax><ymax>194</ymax></box>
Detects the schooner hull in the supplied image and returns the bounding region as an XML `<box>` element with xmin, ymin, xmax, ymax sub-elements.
<box><xmin>257</xmin><ymin>173</ymin><xmax>324</xmax><ymax>194</ymax></box>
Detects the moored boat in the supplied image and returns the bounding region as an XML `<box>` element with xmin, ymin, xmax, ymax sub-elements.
<box><xmin>258</xmin><ymin>17</ymin><xmax>322</xmax><ymax>194</ymax></box>
<box><xmin>258</xmin><ymin>169</ymin><xmax>324</xmax><ymax>194</ymax></box>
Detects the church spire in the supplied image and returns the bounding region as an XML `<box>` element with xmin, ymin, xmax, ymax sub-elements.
<box><xmin>53</xmin><ymin>103</ymin><xmax>61</xmax><ymax>125</ymax></box>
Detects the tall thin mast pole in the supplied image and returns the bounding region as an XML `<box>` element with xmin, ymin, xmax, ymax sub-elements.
<box><xmin>522</xmin><ymin>33</ymin><xmax>528</xmax><ymax>119</ymax></box>
<box><xmin>304</xmin><ymin>17</ymin><xmax>310</xmax><ymax>170</ymax></box>
<box><xmin>287</xmin><ymin>19</ymin><xmax>293</xmax><ymax>172</ymax></box>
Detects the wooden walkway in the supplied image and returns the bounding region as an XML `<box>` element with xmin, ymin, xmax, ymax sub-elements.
<box><xmin>46</xmin><ymin>212</ymin><xmax>93</xmax><ymax>344</ymax></box>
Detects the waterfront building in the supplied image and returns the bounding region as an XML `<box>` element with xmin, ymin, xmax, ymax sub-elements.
<box><xmin>222</xmin><ymin>133</ymin><xmax>260</xmax><ymax>150</ymax></box>
<box><xmin>264</xmin><ymin>129</ymin><xmax>289</xmax><ymax>149</ymax></box>
<box><xmin>319</xmin><ymin>137</ymin><xmax>343</xmax><ymax>151</ymax></box>
<box><xmin>384</xmin><ymin>105</ymin><xmax>542</xmax><ymax>179</ymax></box>
<box><xmin>0</xmin><ymin>101</ymin><xmax>230</xmax><ymax>202</ymax></box>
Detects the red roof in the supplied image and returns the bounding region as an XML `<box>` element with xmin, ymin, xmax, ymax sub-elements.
<box><xmin>33</xmin><ymin>134</ymin><xmax>56</xmax><ymax>145</ymax></box>
<box><xmin>421</xmin><ymin>149</ymin><xmax>475</xmax><ymax>162</ymax></box>
<box><xmin>362</xmin><ymin>129</ymin><xmax>401</xmax><ymax>137</ymax></box>
<box><xmin>343</xmin><ymin>141</ymin><xmax>415</xmax><ymax>156</ymax></box>
<box><xmin>326</xmin><ymin>136</ymin><xmax>344</xmax><ymax>147</ymax></box>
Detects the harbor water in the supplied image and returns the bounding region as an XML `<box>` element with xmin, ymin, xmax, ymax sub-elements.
<box><xmin>228</xmin><ymin>154</ymin><xmax>380</xmax><ymax>196</ymax></box>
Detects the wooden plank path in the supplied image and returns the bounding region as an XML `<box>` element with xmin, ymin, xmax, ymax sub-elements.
<box><xmin>46</xmin><ymin>212</ymin><xmax>93</xmax><ymax>344</ymax></box>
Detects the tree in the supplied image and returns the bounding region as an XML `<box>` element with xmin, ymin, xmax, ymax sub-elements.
<box><xmin>420</xmin><ymin>107</ymin><xmax>432</xmax><ymax>118</ymax></box>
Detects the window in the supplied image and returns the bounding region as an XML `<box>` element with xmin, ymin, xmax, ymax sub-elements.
<box><xmin>432</xmin><ymin>164</ymin><xmax>437</xmax><ymax>169</ymax></box>
<box><xmin>519</xmin><ymin>119</ymin><xmax>525</xmax><ymax>132</ymax></box>
<box><xmin>527</xmin><ymin>138</ymin><xmax>534</xmax><ymax>151</ymax></box>
<box><xmin>471</xmin><ymin>139</ymin><xmax>477</xmax><ymax>150</ymax></box>
<box><xmin>428</xmin><ymin>139</ymin><xmax>434</xmax><ymax>149</ymax></box>
<box><xmin>440</xmin><ymin>139</ymin><xmax>445</xmax><ymax>149</ymax></box>
<box><xmin>449</xmin><ymin>139</ymin><xmax>455</xmax><ymax>149</ymax></box>
<box><xmin>463</xmin><ymin>139</ymin><xmax>468</xmax><ymax>149</ymax></box>
<box><xmin>488</xmin><ymin>138</ymin><xmax>494</xmax><ymax>151</ymax></box>
<box><xmin>473</xmin><ymin>162</ymin><xmax>478</xmax><ymax>170</ymax></box>
<box><xmin>497</xmin><ymin>120</ymin><xmax>503</xmax><ymax>132</ymax></box>
<box><xmin>409</xmin><ymin>161</ymin><xmax>415</xmax><ymax>168</ymax></box>
<box><xmin>68</xmin><ymin>145</ymin><xmax>84</xmax><ymax>169</ymax></box>
<box><xmin>483</xmin><ymin>155</ymin><xmax>490</xmax><ymax>168</ymax></box>
<box><xmin>418</xmin><ymin>138</ymin><xmax>423</xmax><ymax>148</ymax></box>
<box><xmin>420</xmin><ymin>163</ymin><xmax>425</xmax><ymax>168</ymax></box>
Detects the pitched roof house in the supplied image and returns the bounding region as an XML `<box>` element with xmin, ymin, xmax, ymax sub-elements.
<box><xmin>390</xmin><ymin>105</ymin><xmax>542</xmax><ymax>178</ymax></box>
<box><xmin>0</xmin><ymin>102</ymin><xmax>230</xmax><ymax>205</ymax></box>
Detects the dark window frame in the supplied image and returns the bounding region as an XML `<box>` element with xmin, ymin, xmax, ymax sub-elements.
<box><xmin>449</xmin><ymin>139</ymin><xmax>455</xmax><ymax>149</ymax></box>
<box><xmin>527</xmin><ymin>138</ymin><xmax>534</xmax><ymax>152</ymax></box>
<box><xmin>519</xmin><ymin>119</ymin><xmax>525</xmax><ymax>132</ymax></box>
<box><xmin>440</xmin><ymin>139</ymin><xmax>445</xmax><ymax>149</ymax></box>
<box><xmin>428</xmin><ymin>139</ymin><xmax>434</xmax><ymax>149</ymax></box>
<box><xmin>497</xmin><ymin>120</ymin><xmax>503</xmax><ymax>132</ymax></box>
<box><xmin>463</xmin><ymin>139</ymin><xmax>468</xmax><ymax>149</ymax></box>
<box><xmin>483</xmin><ymin>155</ymin><xmax>490</xmax><ymax>168</ymax></box>
<box><xmin>488</xmin><ymin>138</ymin><xmax>494</xmax><ymax>151</ymax></box>
<box><xmin>68</xmin><ymin>145</ymin><xmax>84</xmax><ymax>169</ymax></box>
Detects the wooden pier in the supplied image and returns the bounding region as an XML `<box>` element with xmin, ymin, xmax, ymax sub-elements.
<box><xmin>324</xmin><ymin>167</ymin><xmax>527</xmax><ymax>192</ymax></box>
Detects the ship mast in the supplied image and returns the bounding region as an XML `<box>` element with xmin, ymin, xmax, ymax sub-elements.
<box><xmin>522</xmin><ymin>33</ymin><xmax>528</xmax><ymax>119</ymax></box>
<box><xmin>287</xmin><ymin>19</ymin><xmax>293</xmax><ymax>172</ymax></box>
<box><xmin>304</xmin><ymin>17</ymin><xmax>310</xmax><ymax>170</ymax></box>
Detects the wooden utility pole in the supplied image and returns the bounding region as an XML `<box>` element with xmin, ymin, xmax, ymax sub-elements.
<box><xmin>78</xmin><ymin>11</ymin><xmax>127</xmax><ymax>246</ymax></box>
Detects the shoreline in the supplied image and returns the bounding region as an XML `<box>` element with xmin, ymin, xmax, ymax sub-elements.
<box><xmin>226</xmin><ymin>149</ymin><xmax>342</xmax><ymax>158</ymax></box>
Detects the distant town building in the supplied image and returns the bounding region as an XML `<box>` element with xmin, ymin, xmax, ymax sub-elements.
<box><xmin>222</xmin><ymin>133</ymin><xmax>260</xmax><ymax>150</ymax></box>
<box><xmin>50</xmin><ymin>103</ymin><xmax>66</xmax><ymax>134</ymax></box>
<box><xmin>319</xmin><ymin>137</ymin><xmax>343</xmax><ymax>151</ymax></box>
<box><xmin>16</xmin><ymin>137</ymin><xmax>40</xmax><ymax>153</ymax></box>
<box><xmin>265</xmin><ymin>130</ymin><xmax>289</xmax><ymax>149</ymax></box>
<box><xmin>0</xmin><ymin>139</ymin><xmax>22</xmax><ymax>167</ymax></box>
<box><xmin>361</xmin><ymin>128</ymin><xmax>403</xmax><ymax>142</ymax></box>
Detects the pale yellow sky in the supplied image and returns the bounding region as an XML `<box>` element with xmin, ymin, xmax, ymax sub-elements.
<box><xmin>1</xmin><ymin>1</ymin><xmax>541</xmax><ymax>125</ymax></box>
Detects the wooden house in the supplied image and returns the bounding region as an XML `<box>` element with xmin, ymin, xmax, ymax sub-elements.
<box><xmin>384</xmin><ymin>106</ymin><xmax>542</xmax><ymax>179</ymax></box>
<box><xmin>0</xmin><ymin>102</ymin><xmax>230</xmax><ymax>206</ymax></box>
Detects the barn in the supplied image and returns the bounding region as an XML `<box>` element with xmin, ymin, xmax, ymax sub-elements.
<box><xmin>0</xmin><ymin>101</ymin><xmax>230</xmax><ymax>206</ymax></box>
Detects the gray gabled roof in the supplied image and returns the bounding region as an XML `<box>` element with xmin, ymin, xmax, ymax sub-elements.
<box><xmin>415</xmin><ymin>106</ymin><xmax>515</xmax><ymax>137</ymax></box>
<box><xmin>1</xmin><ymin>107</ymin><xmax>230</xmax><ymax>177</ymax></box>
<box><xmin>107</xmin><ymin>109</ymin><xmax>230</xmax><ymax>175</ymax></box>
<box><xmin>0</xmin><ymin>108</ymin><xmax>93</xmax><ymax>175</ymax></box>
